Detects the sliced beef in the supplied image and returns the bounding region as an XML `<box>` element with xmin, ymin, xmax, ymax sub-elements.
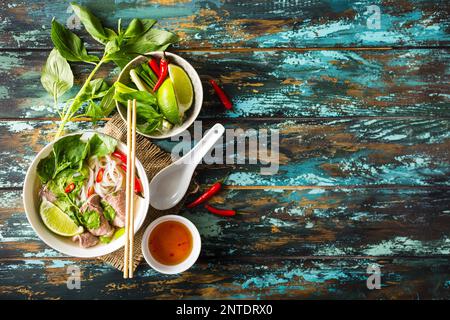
<box><xmin>39</xmin><ymin>185</ymin><xmax>57</xmax><ymax>203</ymax></box>
<box><xmin>104</xmin><ymin>190</ymin><xmax>126</xmax><ymax>228</ymax></box>
<box><xmin>72</xmin><ymin>232</ymin><xmax>99</xmax><ymax>248</ymax></box>
<box><xmin>80</xmin><ymin>194</ymin><xmax>114</xmax><ymax>236</ymax></box>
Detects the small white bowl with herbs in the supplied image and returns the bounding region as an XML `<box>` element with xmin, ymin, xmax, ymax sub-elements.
<box><xmin>114</xmin><ymin>51</ymin><xmax>203</xmax><ymax>139</ymax></box>
<box><xmin>23</xmin><ymin>132</ymin><xmax>149</xmax><ymax>258</ymax></box>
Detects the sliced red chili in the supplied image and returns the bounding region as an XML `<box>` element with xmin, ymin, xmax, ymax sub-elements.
<box><xmin>204</xmin><ymin>204</ymin><xmax>236</xmax><ymax>217</ymax></box>
<box><xmin>96</xmin><ymin>168</ymin><xmax>105</xmax><ymax>183</ymax></box>
<box><xmin>112</xmin><ymin>149</ymin><xmax>127</xmax><ymax>163</ymax></box>
<box><xmin>119</xmin><ymin>163</ymin><xmax>143</xmax><ymax>194</ymax></box>
<box><xmin>148</xmin><ymin>58</ymin><xmax>161</xmax><ymax>77</ymax></box>
<box><xmin>152</xmin><ymin>58</ymin><xmax>169</xmax><ymax>91</ymax></box>
<box><xmin>209</xmin><ymin>79</ymin><xmax>233</xmax><ymax>110</ymax></box>
<box><xmin>87</xmin><ymin>186</ymin><xmax>95</xmax><ymax>197</ymax></box>
<box><xmin>64</xmin><ymin>183</ymin><xmax>75</xmax><ymax>194</ymax></box>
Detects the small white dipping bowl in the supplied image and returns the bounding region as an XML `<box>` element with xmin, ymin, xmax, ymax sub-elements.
<box><xmin>142</xmin><ymin>215</ymin><xmax>201</xmax><ymax>274</ymax></box>
<box><xmin>116</xmin><ymin>51</ymin><xmax>203</xmax><ymax>139</ymax></box>
<box><xmin>23</xmin><ymin>131</ymin><xmax>150</xmax><ymax>258</ymax></box>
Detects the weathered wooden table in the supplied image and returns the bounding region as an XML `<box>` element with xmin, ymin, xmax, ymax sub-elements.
<box><xmin>0</xmin><ymin>0</ymin><xmax>449</xmax><ymax>299</ymax></box>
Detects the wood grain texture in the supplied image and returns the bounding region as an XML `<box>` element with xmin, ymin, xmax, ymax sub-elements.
<box><xmin>1</xmin><ymin>188</ymin><xmax>449</xmax><ymax>259</ymax></box>
<box><xmin>0</xmin><ymin>0</ymin><xmax>449</xmax><ymax>300</ymax></box>
<box><xmin>0</xmin><ymin>257</ymin><xmax>449</xmax><ymax>299</ymax></box>
<box><xmin>1</xmin><ymin>119</ymin><xmax>448</xmax><ymax>188</ymax></box>
<box><xmin>0</xmin><ymin>0</ymin><xmax>448</xmax><ymax>49</ymax></box>
<box><xmin>0</xmin><ymin>49</ymin><xmax>449</xmax><ymax>119</ymax></box>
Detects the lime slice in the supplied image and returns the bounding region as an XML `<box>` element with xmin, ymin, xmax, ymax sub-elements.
<box><xmin>168</xmin><ymin>64</ymin><xmax>193</xmax><ymax>114</ymax></box>
<box><xmin>156</xmin><ymin>78</ymin><xmax>181</xmax><ymax>125</ymax></box>
<box><xmin>40</xmin><ymin>199</ymin><xmax>83</xmax><ymax>237</ymax></box>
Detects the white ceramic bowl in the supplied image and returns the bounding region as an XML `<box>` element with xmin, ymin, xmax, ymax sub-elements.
<box><xmin>23</xmin><ymin>131</ymin><xmax>150</xmax><ymax>258</ymax></box>
<box><xmin>142</xmin><ymin>215</ymin><xmax>201</xmax><ymax>274</ymax></box>
<box><xmin>116</xmin><ymin>51</ymin><xmax>203</xmax><ymax>139</ymax></box>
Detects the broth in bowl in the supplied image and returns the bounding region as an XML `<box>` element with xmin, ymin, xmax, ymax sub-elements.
<box><xmin>23</xmin><ymin>132</ymin><xmax>149</xmax><ymax>257</ymax></box>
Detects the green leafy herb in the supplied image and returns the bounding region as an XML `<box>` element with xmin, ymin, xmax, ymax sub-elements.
<box><xmin>52</xmin><ymin>134</ymin><xmax>89</xmax><ymax>175</ymax></box>
<box><xmin>53</xmin><ymin>197</ymin><xmax>81</xmax><ymax>226</ymax></box>
<box><xmin>123</xmin><ymin>19</ymin><xmax>156</xmax><ymax>38</ymax></box>
<box><xmin>113</xmin><ymin>85</ymin><xmax>164</xmax><ymax>134</ymax></box>
<box><xmin>50</xmin><ymin>19</ymin><xmax>99</xmax><ymax>64</ymax></box>
<box><xmin>88</xmin><ymin>133</ymin><xmax>117</xmax><ymax>158</ymax></box>
<box><xmin>40</xmin><ymin>49</ymin><xmax>74</xmax><ymax>106</ymax></box>
<box><xmin>81</xmin><ymin>209</ymin><xmax>101</xmax><ymax>229</ymax></box>
<box><xmin>70</xmin><ymin>2</ymin><xmax>114</xmax><ymax>44</ymax></box>
<box><xmin>37</xmin><ymin>153</ymin><xmax>56</xmax><ymax>184</ymax></box>
<box><xmin>41</xmin><ymin>2</ymin><xmax>178</xmax><ymax>139</ymax></box>
<box><xmin>100</xmin><ymin>200</ymin><xmax>116</xmax><ymax>222</ymax></box>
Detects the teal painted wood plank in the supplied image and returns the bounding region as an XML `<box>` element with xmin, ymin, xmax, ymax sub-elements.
<box><xmin>0</xmin><ymin>49</ymin><xmax>449</xmax><ymax>119</ymax></box>
<box><xmin>0</xmin><ymin>119</ymin><xmax>448</xmax><ymax>188</ymax></box>
<box><xmin>1</xmin><ymin>188</ymin><xmax>449</xmax><ymax>259</ymax></box>
<box><xmin>0</xmin><ymin>0</ymin><xmax>448</xmax><ymax>49</ymax></box>
<box><xmin>0</xmin><ymin>257</ymin><xmax>448</xmax><ymax>299</ymax></box>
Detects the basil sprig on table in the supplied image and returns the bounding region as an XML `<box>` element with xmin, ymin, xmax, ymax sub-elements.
<box><xmin>40</xmin><ymin>2</ymin><xmax>178</xmax><ymax>140</ymax></box>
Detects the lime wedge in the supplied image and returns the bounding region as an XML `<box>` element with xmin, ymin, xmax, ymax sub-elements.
<box><xmin>168</xmin><ymin>64</ymin><xmax>193</xmax><ymax>114</ymax></box>
<box><xmin>156</xmin><ymin>78</ymin><xmax>181</xmax><ymax>125</ymax></box>
<box><xmin>40</xmin><ymin>199</ymin><xmax>83</xmax><ymax>237</ymax></box>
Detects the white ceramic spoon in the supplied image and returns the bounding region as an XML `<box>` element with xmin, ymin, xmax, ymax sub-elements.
<box><xmin>149</xmin><ymin>123</ymin><xmax>225</xmax><ymax>210</ymax></box>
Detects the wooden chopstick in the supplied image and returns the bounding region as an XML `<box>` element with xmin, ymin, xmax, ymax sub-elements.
<box><xmin>128</xmin><ymin>99</ymin><xmax>137</xmax><ymax>278</ymax></box>
<box><xmin>123</xmin><ymin>99</ymin><xmax>132</xmax><ymax>278</ymax></box>
<box><xmin>123</xmin><ymin>99</ymin><xmax>137</xmax><ymax>278</ymax></box>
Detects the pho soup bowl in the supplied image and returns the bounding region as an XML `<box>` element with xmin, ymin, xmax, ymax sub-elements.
<box><xmin>116</xmin><ymin>51</ymin><xmax>203</xmax><ymax>139</ymax></box>
<box><xmin>23</xmin><ymin>131</ymin><xmax>150</xmax><ymax>258</ymax></box>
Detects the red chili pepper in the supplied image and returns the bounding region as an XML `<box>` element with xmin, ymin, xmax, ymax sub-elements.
<box><xmin>204</xmin><ymin>204</ymin><xmax>236</xmax><ymax>217</ymax></box>
<box><xmin>119</xmin><ymin>164</ymin><xmax>143</xmax><ymax>194</ymax></box>
<box><xmin>112</xmin><ymin>149</ymin><xmax>127</xmax><ymax>163</ymax></box>
<box><xmin>64</xmin><ymin>183</ymin><xmax>75</xmax><ymax>194</ymax></box>
<box><xmin>148</xmin><ymin>58</ymin><xmax>161</xmax><ymax>77</ymax></box>
<box><xmin>209</xmin><ymin>79</ymin><xmax>233</xmax><ymax>110</ymax></box>
<box><xmin>186</xmin><ymin>175</ymin><xmax>229</xmax><ymax>208</ymax></box>
<box><xmin>96</xmin><ymin>168</ymin><xmax>105</xmax><ymax>183</ymax></box>
<box><xmin>87</xmin><ymin>186</ymin><xmax>95</xmax><ymax>197</ymax></box>
<box><xmin>152</xmin><ymin>58</ymin><xmax>169</xmax><ymax>91</ymax></box>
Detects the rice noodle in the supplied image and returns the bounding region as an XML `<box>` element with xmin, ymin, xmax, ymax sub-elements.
<box><xmin>78</xmin><ymin>155</ymin><xmax>124</xmax><ymax>201</ymax></box>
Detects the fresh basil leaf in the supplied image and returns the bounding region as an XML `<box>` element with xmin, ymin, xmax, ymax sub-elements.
<box><xmin>114</xmin><ymin>90</ymin><xmax>157</xmax><ymax>107</ymax></box>
<box><xmin>37</xmin><ymin>153</ymin><xmax>56</xmax><ymax>183</ymax></box>
<box><xmin>70</xmin><ymin>3</ymin><xmax>108</xmax><ymax>44</ymax></box>
<box><xmin>51</xmin><ymin>19</ymin><xmax>99</xmax><ymax>63</ymax></box>
<box><xmin>88</xmin><ymin>79</ymin><xmax>109</xmax><ymax>97</ymax></box>
<box><xmin>41</xmin><ymin>48</ymin><xmax>74</xmax><ymax>101</ymax></box>
<box><xmin>105</xmin><ymin>50</ymin><xmax>137</xmax><ymax>69</ymax></box>
<box><xmin>104</xmin><ymin>38</ymin><xmax>121</xmax><ymax>56</ymax></box>
<box><xmin>114</xmin><ymin>89</ymin><xmax>163</xmax><ymax>134</ymax></box>
<box><xmin>137</xmin><ymin>118</ymin><xmax>163</xmax><ymax>134</ymax></box>
<box><xmin>88</xmin><ymin>133</ymin><xmax>117</xmax><ymax>158</ymax></box>
<box><xmin>123</xmin><ymin>28</ymin><xmax>179</xmax><ymax>53</ymax></box>
<box><xmin>100</xmin><ymin>200</ymin><xmax>116</xmax><ymax>222</ymax></box>
<box><xmin>85</xmin><ymin>101</ymin><xmax>103</xmax><ymax>123</ymax></box>
<box><xmin>105</xmin><ymin>28</ymin><xmax>178</xmax><ymax>67</ymax></box>
<box><xmin>98</xmin><ymin>85</ymin><xmax>116</xmax><ymax>117</ymax></box>
<box><xmin>123</xmin><ymin>19</ymin><xmax>156</xmax><ymax>38</ymax></box>
<box><xmin>53</xmin><ymin>134</ymin><xmax>89</xmax><ymax>176</ymax></box>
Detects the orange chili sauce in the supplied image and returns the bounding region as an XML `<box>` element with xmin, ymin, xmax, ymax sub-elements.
<box><xmin>149</xmin><ymin>220</ymin><xmax>193</xmax><ymax>265</ymax></box>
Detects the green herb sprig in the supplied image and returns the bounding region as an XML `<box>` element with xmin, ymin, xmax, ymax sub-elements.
<box><xmin>41</xmin><ymin>2</ymin><xmax>178</xmax><ymax>140</ymax></box>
